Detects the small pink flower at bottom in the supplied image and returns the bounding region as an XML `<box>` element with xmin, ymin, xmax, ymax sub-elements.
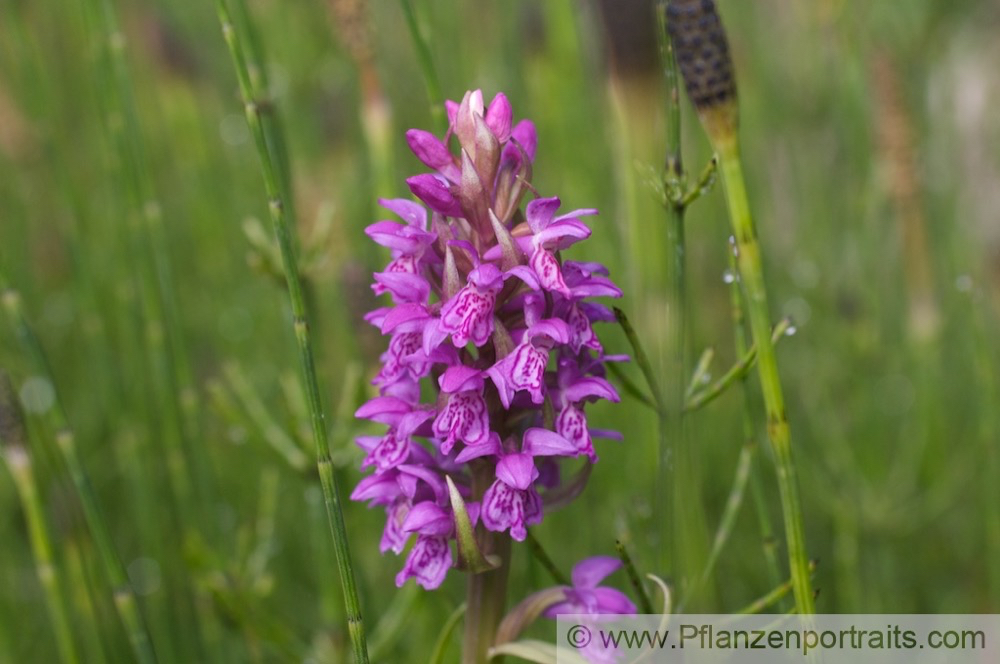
<box><xmin>544</xmin><ymin>556</ymin><xmax>636</xmax><ymax>616</ymax></box>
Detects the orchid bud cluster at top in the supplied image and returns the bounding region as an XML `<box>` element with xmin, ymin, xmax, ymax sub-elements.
<box><xmin>351</xmin><ymin>90</ymin><xmax>626</xmax><ymax>590</ymax></box>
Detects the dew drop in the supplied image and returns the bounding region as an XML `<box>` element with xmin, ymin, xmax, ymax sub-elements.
<box><xmin>722</xmin><ymin>269</ymin><xmax>737</xmax><ymax>284</ymax></box>
<box><xmin>785</xmin><ymin>325</ymin><xmax>797</xmax><ymax>337</ymax></box>
<box><xmin>728</xmin><ymin>235</ymin><xmax>739</xmax><ymax>257</ymax></box>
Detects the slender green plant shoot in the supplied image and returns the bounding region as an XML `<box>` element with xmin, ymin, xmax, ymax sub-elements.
<box><xmin>666</xmin><ymin>0</ymin><xmax>815</xmax><ymax>614</ymax></box>
<box><xmin>214</xmin><ymin>1</ymin><xmax>371</xmax><ymax>660</ymax></box>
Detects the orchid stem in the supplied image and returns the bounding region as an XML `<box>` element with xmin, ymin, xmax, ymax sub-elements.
<box><xmin>462</xmin><ymin>525</ymin><xmax>511</xmax><ymax>664</ymax></box>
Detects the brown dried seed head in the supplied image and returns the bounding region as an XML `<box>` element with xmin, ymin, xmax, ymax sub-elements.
<box><xmin>666</xmin><ymin>0</ymin><xmax>736</xmax><ymax>111</ymax></box>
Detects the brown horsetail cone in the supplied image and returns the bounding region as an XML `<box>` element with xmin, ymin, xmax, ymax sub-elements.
<box><xmin>666</xmin><ymin>0</ymin><xmax>739</xmax><ymax>143</ymax></box>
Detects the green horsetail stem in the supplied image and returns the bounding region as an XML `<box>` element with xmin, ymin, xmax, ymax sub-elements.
<box><xmin>656</xmin><ymin>0</ymin><xmax>711</xmax><ymax>609</ymax></box>
<box><xmin>215</xmin><ymin>1</ymin><xmax>370</xmax><ymax>660</ymax></box>
<box><xmin>667</xmin><ymin>0</ymin><xmax>815</xmax><ymax>614</ymax></box>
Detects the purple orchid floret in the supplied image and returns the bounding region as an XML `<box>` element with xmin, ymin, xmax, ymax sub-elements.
<box><xmin>352</xmin><ymin>90</ymin><xmax>626</xmax><ymax>589</ymax></box>
<box><xmin>544</xmin><ymin>556</ymin><xmax>637</xmax><ymax>617</ymax></box>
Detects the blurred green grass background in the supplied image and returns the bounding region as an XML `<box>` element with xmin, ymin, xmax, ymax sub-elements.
<box><xmin>2</xmin><ymin>0</ymin><xmax>999</xmax><ymax>661</ymax></box>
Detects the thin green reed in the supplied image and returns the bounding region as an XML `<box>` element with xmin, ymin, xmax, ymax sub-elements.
<box><xmin>64</xmin><ymin>539</ymin><xmax>109</xmax><ymax>663</ymax></box>
<box><xmin>228</xmin><ymin>0</ymin><xmax>297</xmax><ymax>227</ymax></box>
<box><xmin>716</xmin><ymin>152</ymin><xmax>814</xmax><ymax>614</ymax></box>
<box><xmin>214</xmin><ymin>2</ymin><xmax>370</xmax><ymax>661</ymax></box>
<box><xmin>655</xmin><ymin>0</ymin><xmax>711</xmax><ymax>605</ymax></box>
<box><xmin>686</xmin><ymin>259</ymin><xmax>789</xmax><ymax>606</ymax></box>
<box><xmin>666</xmin><ymin>0</ymin><xmax>814</xmax><ymax>613</ymax></box>
<box><xmin>1</xmin><ymin>283</ymin><xmax>158</xmax><ymax>664</ymax></box>
<box><xmin>0</xmin><ymin>371</ymin><xmax>80</xmax><ymax>664</ymax></box>
<box><xmin>726</xmin><ymin>252</ymin><xmax>784</xmax><ymax>592</ymax></box>
<box><xmin>85</xmin><ymin>0</ymin><xmax>207</xmax><ymax>507</ymax></box>
<box><xmin>82</xmin><ymin>0</ymin><xmax>211</xmax><ymax>654</ymax></box>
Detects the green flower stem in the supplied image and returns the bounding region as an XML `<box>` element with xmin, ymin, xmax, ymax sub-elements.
<box><xmin>0</xmin><ymin>373</ymin><xmax>80</xmax><ymax>664</ymax></box>
<box><xmin>1</xmin><ymin>286</ymin><xmax>158</xmax><ymax>664</ymax></box>
<box><xmin>215</xmin><ymin>3</ymin><xmax>369</xmax><ymax>661</ymax></box>
<box><xmin>462</xmin><ymin>464</ymin><xmax>512</xmax><ymax>664</ymax></box>
<box><xmin>462</xmin><ymin>536</ymin><xmax>511</xmax><ymax>664</ymax></box>
<box><xmin>716</xmin><ymin>141</ymin><xmax>815</xmax><ymax>614</ymax></box>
